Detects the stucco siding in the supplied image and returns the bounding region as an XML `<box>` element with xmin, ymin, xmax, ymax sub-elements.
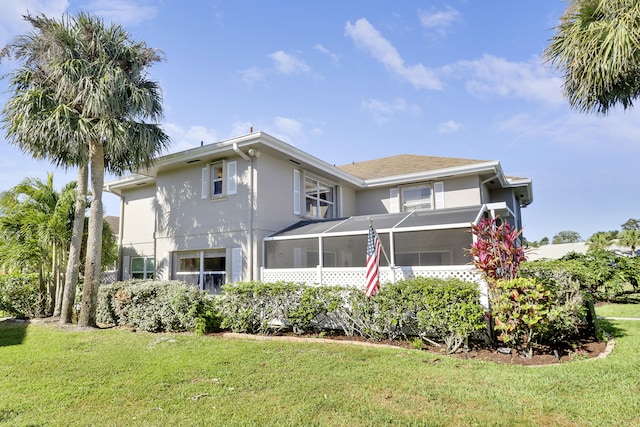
<box><xmin>154</xmin><ymin>156</ymin><xmax>251</xmax><ymax>240</ymax></box>
<box><xmin>443</xmin><ymin>176</ymin><xmax>482</xmax><ymax>207</ymax></box>
<box><xmin>353</xmin><ymin>187</ymin><xmax>392</xmax><ymax>215</ymax></box>
<box><xmin>120</xmin><ymin>184</ymin><xmax>156</xmax><ymax>247</ymax></box>
<box><xmin>253</xmin><ymin>155</ymin><xmax>303</xmax><ymax>232</ymax></box>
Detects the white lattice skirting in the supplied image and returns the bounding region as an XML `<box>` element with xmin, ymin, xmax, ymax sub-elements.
<box><xmin>260</xmin><ymin>266</ymin><xmax>489</xmax><ymax>307</ymax></box>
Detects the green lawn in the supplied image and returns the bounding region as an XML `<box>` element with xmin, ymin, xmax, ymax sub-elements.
<box><xmin>1</xmin><ymin>309</ymin><xmax>640</xmax><ymax>426</ymax></box>
<box><xmin>596</xmin><ymin>302</ymin><xmax>640</xmax><ymax>319</ymax></box>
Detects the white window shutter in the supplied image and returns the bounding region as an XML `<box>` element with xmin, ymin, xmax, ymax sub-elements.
<box><xmin>122</xmin><ymin>255</ymin><xmax>130</xmax><ymax>280</ymax></box>
<box><xmin>389</xmin><ymin>188</ymin><xmax>399</xmax><ymax>213</ymax></box>
<box><xmin>434</xmin><ymin>181</ymin><xmax>444</xmax><ymax>209</ymax></box>
<box><xmin>227</xmin><ymin>161</ymin><xmax>237</xmax><ymax>195</ymax></box>
<box><xmin>293</xmin><ymin>169</ymin><xmax>301</xmax><ymax>215</ymax></box>
<box><xmin>201</xmin><ymin>165</ymin><xmax>210</xmax><ymax>199</ymax></box>
<box><xmin>231</xmin><ymin>247</ymin><xmax>243</xmax><ymax>282</ymax></box>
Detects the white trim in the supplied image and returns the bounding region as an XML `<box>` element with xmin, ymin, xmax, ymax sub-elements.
<box><xmin>227</xmin><ymin>160</ymin><xmax>237</xmax><ymax>195</ymax></box>
<box><xmin>231</xmin><ymin>247</ymin><xmax>242</xmax><ymax>282</ymax></box>
<box><xmin>389</xmin><ymin>188</ymin><xmax>399</xmax><ymax>213</ymax></box>
<box><xmin>293</xmin><ymin>169</ymin><xmax>301</xmax><ymax>215</ymax></box>
<box><xmin>201</xmin><ymin>165</ymin><xmax>210</xmax><ymax>199</ymax></box>
<box><xmin>434</xmin><ymin>181</ymin><xmax>444</xmax><ymax>209</ymax></box>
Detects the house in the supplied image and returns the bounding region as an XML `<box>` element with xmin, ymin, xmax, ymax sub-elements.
<box><xmin>104</xmin><ymin>131</ymin><xmax>532</xmax><ymax>301</ymax></box>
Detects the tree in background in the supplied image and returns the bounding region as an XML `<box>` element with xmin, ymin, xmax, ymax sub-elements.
<box><xmin>587</xmin><ymin>231</ymin><xmax>617</xmax><ymax>253</ymax></box>
<box><xmin>622</xmin><ymin>218</ymin><xmax>640</xmax><ymax>232</ymax></box>
<box><xmin>0</xmin><ymin>175</ymin><xmax>74</xmax><ymax>316</ymax></box>
<box><xmin>552</xmin><ymin>230</ymin><xmax>582</xmax><ymax>244</ymax></box>
<box><xmin>546</xmin><ymin>0</ymin><xmax>640</xmax><ymax>114</ymax></box>
<box><xmin>620</xmin><ymin>229</ymin><xmax>640</xmax><ymax>256</ymax></box>
<box><xmin>1</xmin><ymin>13</ymin><xmax>169</xmax><ymax>327</ymax></box>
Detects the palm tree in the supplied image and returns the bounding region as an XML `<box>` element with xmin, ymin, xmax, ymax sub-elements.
<box><xmin>620</xmin><ymin>229</ymin><xmax>640</xmax><ymax>256</ymax></box>
<box><xmin>545</xmin><ymin>0</ymin><xmax>640</xmax><ymax>114</ymax></box>
<box><xmin>0</xmin><ymin>174</ymin><xmax>74</xmax><ymax>316</ymax></box>
<box><xmin>2</xmin><ymin>13</ymin><xmax>170</xmax><ymax>327</ymax></box>
<box><xmin>587</xmin><ymin>231</ymin><xmax>614</xmax><ymax>253</ymax></box>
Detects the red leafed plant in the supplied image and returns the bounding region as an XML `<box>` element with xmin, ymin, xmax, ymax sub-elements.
<box><xmin>468</xmin><ymin>217</ymin><xmax>527</xmax><ymax>286</ymax></box>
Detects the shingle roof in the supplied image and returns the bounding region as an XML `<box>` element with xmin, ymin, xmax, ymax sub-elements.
<box><xmin>104</xmin><ymin>215</ymin><xmax>120</xmax><ymax>234</ymax></box>
<box><xmin>336</xmin><ymin>154</ymin><xmax>489</xmax><ymax>180</ymax></box>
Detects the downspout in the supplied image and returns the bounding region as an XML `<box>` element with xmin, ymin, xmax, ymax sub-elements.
<box><xmin>232</xmin><ymin>143</ymin><xmax>254</xmax><ymax>281</ymax></box>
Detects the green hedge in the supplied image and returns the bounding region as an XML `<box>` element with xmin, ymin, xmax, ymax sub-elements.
<box><xmin>97</xmin><ymin>280</ymin><xmax>220</xmax><ymax>333</ymax></box>
<box><xmin>219</xmin><ymin>278</ymin><xmax>487</xmax><ymax>353</ymax></box>
<box><xmin>0</xmin><ymin>274</ymin><xmax>40</xmax><ymax>319</ymax></box>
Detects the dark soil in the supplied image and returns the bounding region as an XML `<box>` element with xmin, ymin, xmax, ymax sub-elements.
<box><xmin>260</xmin><ymin>330</ymin><xmax>609</xmax><ymax>366</ymax></box>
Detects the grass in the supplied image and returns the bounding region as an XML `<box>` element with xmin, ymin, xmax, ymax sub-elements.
<box><xmin>1</xmin><ymin>308</ymin><xmax>640</xmax><ymax>426</ymax></box>
<box><xmin>596</xmin><ymin>302</ymin><xmax>640</xmax><ymax>318</ymax></box>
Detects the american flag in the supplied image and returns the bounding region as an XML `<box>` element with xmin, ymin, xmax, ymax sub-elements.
<box><xmin>365</xmin><ymin>223</ymin><xmax>382</xmax><ymax>297</ymax></box>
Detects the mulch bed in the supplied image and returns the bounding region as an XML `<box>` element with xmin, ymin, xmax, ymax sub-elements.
<box><xmin>222</xmin><ymin>329</ymin><xmax>610</xmax><ymax>366</ymax></box>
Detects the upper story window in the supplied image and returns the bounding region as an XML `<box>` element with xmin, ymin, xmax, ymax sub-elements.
<box><xmin>305</xmin><ymin>176</ymin><xmax>335</xmax><ymax>219</ymax></box>
<box><xmin>293</xmin><ymin>170</ymin><xmax>336</xmax><ymax>219</ymax></box>
<box><xmin>202</xmin><ymin>160</ymin><xmax>237</xmax><ymax>199</ymax></box>
<box><xmin>402</xmin><ymin>183</ymin><xmax>432</xmax><ymax>211</ymax></box>
<box><xmin>391</xmin><ymin>181</ymin><xmax>444</xmax><ymax>213</ymax></box>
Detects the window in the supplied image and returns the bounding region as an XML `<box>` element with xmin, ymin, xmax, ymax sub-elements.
<box><xmin>212</xmin><ymin>163</ymin><xmax>223</xmax><ymax>196</ymax></box>
<box><xmin>305</xmin><ymin>176</ymin><xmax>335</xmax><ymax>219</ymax></box>
<box><xmin>131</xmin><ymin>257</ymin><xmax>155</xmax><ymax>279</ymax></box>
<box><xmin>401</xmin><ymin>184</ymin><xmax>432</xmax><ymax>211</ymax></box>
<box><xmin>201</xmin><ymin>160</ymin><xmax>237</xmax><ymax>199</ymax></box>
<box><xmin>173</xmin><ymin>250</ymin><xmax>226</xmax><ymax>294</ymax></box>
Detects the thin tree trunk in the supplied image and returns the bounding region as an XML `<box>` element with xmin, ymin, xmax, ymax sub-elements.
<box><xmin>54</xmin><ymin>244</ymin><xmax>65</xmax><ymax>317</ymax></box>
<box><xmin>60</xmin><ymin>165</ymin><xmax>88</xmax><ymax>324</ymax></box>
<box><xmin>49</xmin><ymin>243</ymin><xmax>57</xmax><ymax>316</ymax></box>
<box><xmin>38</xmin><ymin>263</ymin><xmax>46</xmax><ymax>317</ymax></box>
<box><xmin>78</xmin><ymin>143</ymin><xmax>104</xmax><ymax>328</ymax></box>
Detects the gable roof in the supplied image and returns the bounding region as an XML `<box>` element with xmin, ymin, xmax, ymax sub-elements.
<box><xmin>337</xmin><ymin>154</ymin><xmax>488</xmax><ymax>180</ymax></box>
<box><xmin>103</xmin><ymin>132</ymin><xmax>532</xmax><ymax>206</ymax></box>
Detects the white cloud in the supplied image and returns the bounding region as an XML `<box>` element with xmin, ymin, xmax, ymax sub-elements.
<box><xmin>498</xmin><ymin>108</ymin><xmax>640</xmax><ymax>152</ymax></box>
<box><xmin>274</xmin><ymin>116</ymin><xmax>303</xmax><ymax>137</ymax></box>
<box><xmin>268</xmin><ymin>50</ymin><xmax>311</xmax><ymax>74</ymax></box>
<box><xmin>419</xmin><ymin>7</ymin><xmax>460</xmax><ymax>33</ymax></box>
<box><xmin>229</xmin><ymin>121</ymin><xmax>254</xmax><ymax>138</ymax></box>
<box><xmin>345</xmin><ymin>18</ymin><xmax>442</xmax><ymax>90</ymax></box>
<box><xmin>0</xmin><ymin>0</ymin><xmax>69</xmax><ymax>46</ymax></box>
<box><xmin>238</xmin><ymin>67</ymin><xmax>266</xmax><ymax>86</ymax></box>
<box><xmin>455</xmin><ymin>54</ymin><xmax>564</xmax><ymax>105</ymax></box>
<box><xmin>85</xmin><ymin>0</ymin><xmax>159</xmax><ymax>26</ymax></box>
<box><xmin>314</xmin><ymin>43</ymin><xmax>338</xmax><ymax>63</ymax></box>
<box><xmin>438</xmin><ymin>120</ymin><xmax>463</xmax><ymax>134</ymax></box>
<box><xmin>163</xmin><ymin>123</ymin><xmax>218</xmax><ymax>153</ymax></box>
<box><xmin>362</xmin><ymin>98</ymin><xmax>413</xmax><ymax>124</ymax></box>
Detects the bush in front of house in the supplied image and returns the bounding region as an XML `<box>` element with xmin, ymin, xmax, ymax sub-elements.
<box><xmin>0</xmin><ymin>273</ymin><xmax>40</xmax><ymax>319</ymax></box>
<box><xmin>97</xmin><ymin>280</ymin><xmax>220</xmax><ymax>333</ymax></box>
<box><xmin>218</xmin><ymin>278</ymin><xmax>486</xmax><ymax>353</ymax></box>
<box><xmin>519</xmin><ymin>261</ymin><xmax>588</xmax><ymax>343</ymax></box>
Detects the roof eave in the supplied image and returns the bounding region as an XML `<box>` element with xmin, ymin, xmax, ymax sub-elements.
<box><xmin>361</xmin><ymin>160</ymin><xmax>501</xmax><ymax>187</ymax></box>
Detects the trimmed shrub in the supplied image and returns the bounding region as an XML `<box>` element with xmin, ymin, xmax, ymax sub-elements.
<box><xmin>0</xmin><ymin>274</ymin><xmax>40</xmax><ymax>319</ymax></box>
<box><xmin>519</xmin><ymin>261</ymin><xmax>587</xmax><ymax>342</ymax></box>
<box><xmin>218</xmin><ymin>278</ymin><xmax>486</xmax><ymax>353</ymax></box>
<box><xmin>97</xmin><ymin>280</ymin><xmax>220</xmax><ymax>333</ymax></box>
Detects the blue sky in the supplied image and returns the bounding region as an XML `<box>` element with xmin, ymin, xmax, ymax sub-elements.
<box><xmin>1</xmin><ymin>0</ymin><xmax>639</xmax><ymax>242</ymax></box>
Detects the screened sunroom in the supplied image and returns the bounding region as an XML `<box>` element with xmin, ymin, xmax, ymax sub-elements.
<box><xmin>261</xmin><ymin>203</ymin><xmax>513</xmax><ymax>301</ymax></box>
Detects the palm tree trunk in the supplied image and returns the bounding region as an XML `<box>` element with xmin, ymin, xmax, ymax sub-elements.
<box><xmin>54</xmin><ymin>243</ymin><xmax>65</xmax><ymax>317</ymax></box>
<box><xmin>49</xmin><ymin>243</ymin><xmax>57</xmax><ymax>316</ymax></box>
<box><xmin>60</xmin><ymin>165</ymin><xmax>88</xmax><ymax>324</ymax></box>
<box><xmin>78</xmin><ymin>143</ymin><xmax>104</xmax><ymax>328</ymax></box>
<box><xmin>38</xmin><ymin>263</ymin><xmax>46</xmax><ymax>317</ymax></box>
